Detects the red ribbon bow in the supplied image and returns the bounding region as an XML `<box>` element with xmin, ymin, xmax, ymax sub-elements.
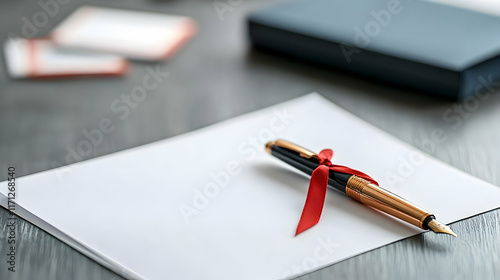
<box><xmin>295</xmin><ymin>149</ymin><xmax>378</xmax><ymax>236</ymax></box>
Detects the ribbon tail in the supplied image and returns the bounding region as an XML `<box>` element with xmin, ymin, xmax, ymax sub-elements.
<box><xmin>295</xmin><ymin>165</ymin><xmax>330</xmax><ymax>236</ymax></box>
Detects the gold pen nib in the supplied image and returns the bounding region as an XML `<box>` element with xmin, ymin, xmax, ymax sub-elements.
<box><xmin>426</xmin><ymin>219</ymin><xmax>457</xmax><ymax>237</ymax></box>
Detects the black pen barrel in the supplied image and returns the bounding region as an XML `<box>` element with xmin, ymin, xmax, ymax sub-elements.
<box><xmin>270</xmin><ymin>146</ymin><xmax>351</xmax><ymax>193</ymax></box>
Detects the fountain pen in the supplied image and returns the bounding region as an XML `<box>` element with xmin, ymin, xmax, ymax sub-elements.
<box><xmin>265</xmin><ymin>139</ymin><xmax>457</xmax><ymax>237</ymax></box>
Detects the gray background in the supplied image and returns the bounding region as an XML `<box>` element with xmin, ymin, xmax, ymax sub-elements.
<box><xmin>1</xmin><ymin>0</ymin><xmax>499</xmax><ymax>279</ymax></box>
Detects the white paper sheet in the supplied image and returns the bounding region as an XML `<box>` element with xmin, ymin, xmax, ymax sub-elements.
<box><xmin>2</xmin><ymin>93</ymin><xmax>500</xmax><ymax>280</ymax></box>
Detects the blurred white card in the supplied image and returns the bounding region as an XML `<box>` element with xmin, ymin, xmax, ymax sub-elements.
<box><xmin>3</xmin><ymin>38</ymin><xmax>128</xmax><ymax>78</ymax></box>
<box><xmin>2</xmin><ymin>93</ymin><xmax>500</xmax><ymax>280</ymax></box>
<box><xmin>426</xmin><ymin>0</ymin><xmax>500</xmax><ymax>15</ymax></box>
<box><xmin>51</xmin><ymin>6</ymin><xmax>196</xmax><ymax>60</ymax></box>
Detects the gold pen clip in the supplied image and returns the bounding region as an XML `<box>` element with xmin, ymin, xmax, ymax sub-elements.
<box><xmin>265</xmin><ymin>139</ymin><xmax>318</xmax><ymax>159</ymax></box>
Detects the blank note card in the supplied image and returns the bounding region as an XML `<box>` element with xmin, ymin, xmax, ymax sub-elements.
<box><xmin>51</xmin><ymin>6</ymin><xmax>196</xmax><ymax>60</ymax></box>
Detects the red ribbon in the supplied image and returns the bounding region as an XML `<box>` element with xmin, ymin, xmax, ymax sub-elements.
<box><xmin>295</xmin><ymin>149</ymin><xmax>378</xmax><ymax>236</ymax></box>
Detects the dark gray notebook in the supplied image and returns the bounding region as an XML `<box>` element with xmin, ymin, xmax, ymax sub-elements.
<box><xmin>248</xmin><ymin>0</ymin><xmax>500</xmax><ymax>99</ymax></box>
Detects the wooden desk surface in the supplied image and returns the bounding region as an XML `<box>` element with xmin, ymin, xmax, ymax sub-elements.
<box><xmin>1</xmin><ymin>0</ymin><xmax>499</xmax><ymax>279</ymax></box>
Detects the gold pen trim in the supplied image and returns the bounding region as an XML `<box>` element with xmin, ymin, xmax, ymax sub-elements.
<box><xmin>265</xmin><ymin>139</ymin><xmax>318</xmax><ymax>159</ymax></box>
<box><xmin>346</xmin><ymin>176</ymin><xmax>432</xmax><ymax>229</ymax></box>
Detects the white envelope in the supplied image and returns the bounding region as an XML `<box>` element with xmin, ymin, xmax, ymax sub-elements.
<box><xmin>1</xmin><ymin>93</ymin><xmax>500</xmax><ymax>279</ymax></box>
